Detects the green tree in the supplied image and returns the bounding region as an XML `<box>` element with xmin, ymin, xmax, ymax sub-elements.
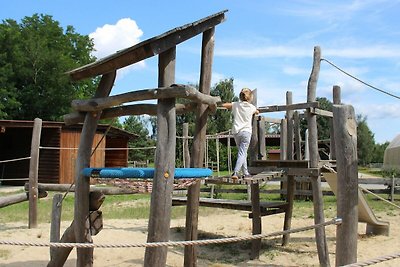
<box><xmin>209</xmin><ymin>78</ymin><xmax>238</xmax><ymax>134</ymax></box>
<box><xmin>356</xmin><ymin>115</ymin><xmax>375</xmax><ymax>166</ymax></box>
<box><xmin>372</xmin><ymin>141</ymin><xmax>389</xmax><ymax>163</ymax></box>
<box><xmin>0</xmin><ymin>14</ymin><xmax>97</xmax><ymax>120</ymax></box>
<box><xmin>0</xmin><ymin>60</ymin><xmax>19</xmax><ymax>119</ymax></box>
<box><xmin>207</xmin><ymin>78</ymin><xmax>239</xmax><ymax>170</ymax></box>
<box><xmin>123</xmin><ymin>115</ymin><xmax>156</xmax><ymax>163</ymax></box>
<box><xmin>316</xmin><ymin>97</ymin><xmax>333</xmax><ymax>140</ymax></box>
<box><xmin>173</xmin><ymin>78</ymin><xmax>238</xmax><ymax>168</ymax></box>
<box><xmin>300</xmin><ymin>97</ymin><xmax>333</xmax><ymax>140</ymax></box>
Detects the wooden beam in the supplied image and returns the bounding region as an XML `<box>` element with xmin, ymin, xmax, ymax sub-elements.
<box><xmin>258</xmin><ymin>101</ymin><xmax>319</xmax><ymax>113</ymax></box>
<box><xmin>309</xmin><ymin>107</ymin><xmax>333</xmax><ymax>117</ymax></box>
<box><xmin>67</xmin><ymin>10</ymin><xmax>227</xmax><ymax>81</ymax></box>
<box><xmin>252</xmin><ymin>160</ymin><xmax>309</xmax><ymax>168</ymax></box>
<box><xmin>24</xmin><ymin>183</ymin><xmax>142</xmax><ymax>195</ymax></box>
<box><xmin>64</xmin><ymin>102</ymin><xmax>197</xmax><ymax>125</ymax></box>
<box><xmin>71</xmin><ymin>85</ymin><xmax>220</xmax><ymax>112</ymax></box>
<box><xmin>0</xmin><ymin>190</ymin><xmax>47</xmax><ymax>208</ymax></box>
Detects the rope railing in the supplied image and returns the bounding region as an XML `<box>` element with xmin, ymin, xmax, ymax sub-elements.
<box><xmin>0</xmin><ymin>217</ymin><xmax>341</xmax><ymax>249</ymax></box>
<box><xmin>342</xmin><ymin>252</ymin><xmax>400</xmax><ymax>266</ymax></box>
<box><xmin>321</xmin><ymin>58</ymin><xmax>400</xmax><ymax>100</ymax></box>
<box><xmin>39</xmin><ymin>146</ymin><xmax>156</xmax><ymax>151</ymax></box>
<box><xmin>359</xmin><ymin>186</ymin><xmax>400</xmax><ymax>209</ymax></box>
<box><xmin>0</xmin><ymin>156</ymin><xmax>31</xmax><ymax>164</ymax></box>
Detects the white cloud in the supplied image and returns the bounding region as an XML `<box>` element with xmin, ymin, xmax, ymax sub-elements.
<box><xmin>355</xmin><ymin>103</ymin><xmax>400</xmax><ymax>119</ymax></box>
<box><xmin>282</xmin><ymin>66</ymin><xmax>308</xmax><ymax>76</ymax></box>
<box><xmin>89</xmin><ymin>18</ymin><xmax>144</xmax><ymax>64</ymax></box>
<box><xmin>89</xmin><ymin>18</ymin><xmax>145</xmax><ymax>81</ymax></box>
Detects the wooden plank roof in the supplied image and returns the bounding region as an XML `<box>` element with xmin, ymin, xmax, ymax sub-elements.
<box><xmin>0</xmin><ymin>120</ymin><xmax>137</xmax><ymax>139</ymax></box>
<box><xmin>67</xmin><ymin>10</ymin><xmax>228</xmax><ymax>81</ymax></box>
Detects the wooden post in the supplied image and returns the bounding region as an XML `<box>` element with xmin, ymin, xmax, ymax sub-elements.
<box><xmin>258</xmin><ymin>117</ymin><xmax>267</xmax><ymax>160</ymax></box>
<box><xmin>330</xmin><ymin>85</ymin><xmax>341</xmax><ymax>160</ymax></box>
<box><xmin>306</xmin><ymin>46</ymin><xmax>330</xmax><ymax>266</ymax></box>
<box><xmin>74</xmin><ymin>71</ymin><xmax>116</xmax><ymax>267</ymax></box>
<box><xmin>48</xmin><ymin>192</ymin><xmax>105</xmax><ymax>267</ymax></box>
<box><xmin>144</xmin><ymin>47</ymin><xmax>176</xmax><ymax>267</ymax></box>
<box><xmin>333</xmin><ymin>104</ymin><xmax>358</xmax><ymax>266</ymax></box>
<box><xmin>216</xmin><ymin>137</ymin><xmax>220</xmax><ymax>176</ymax></box>
<box><xmin>50</xmin><ymin>193</ymin><xmax>63</xmax><ymax>260</ymax></box>
<box><xmin>249</xmin><ymin>89</ymin><xmax>258</xmax><ymax>164</ymax></box>
<box><xmin>184</xmin><ymin>27</ymin><xmax>215</xmax><ymax>267</ymax></box>
<box><xmin>391</xmin><ymin>175</ymin><xmax>395</xmax><ymax>202</ymax></box>
<box><xmin>293</xmin><ymin>111</ymin><xmax>302</xmax><ymax>160</ymax></box>
<box><xmin>248</xmin><ymin>89</ymin><xmax>262</xmax><ymax>258</ymax></box>
<box><xmin>183</xmin><ymin>123</ymin><xmax>191</xmax><ymax>168</ymax></box>
<box><xmin>282</xmin><ymin>91</ymin><xmax>295</xmax><ymax>245</ymax></box>
<box><xmin>205</xmin><ymin>139</ymin><xmax>208</xmax><ymax>168</ymax></box>
<box><xmin>227</xmin><ymin>130</ymin><xmax>232</xmax><ymax>174</ymax></box>
<box><xmin>29</xmin><ymin>117</ymin><xmax>42</xmax><ymax>229</ymax></box>
<box><xmin>250</xmin><ymin>182</ymin><xmax>261</xmax><ymax>259</ymax></box>
<box><xmin>280</xmin><ymin>119</ymin><xmax>287</xmax><ymax>160</ymax></box>
<box><xmin>286</xmin><ymin>91</ymin><xmax>294</xmax><ymax>160</ymax></box>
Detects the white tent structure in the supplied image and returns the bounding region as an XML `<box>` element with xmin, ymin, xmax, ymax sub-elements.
<box><xmin>383</xmin><ymin>134</ymin><xmax>400</xmax><ymax>171</ymax></box>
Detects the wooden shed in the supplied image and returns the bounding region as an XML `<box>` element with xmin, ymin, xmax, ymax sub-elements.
<box><xmin>0</xmin><ymin>120</ymin><xmax>137</xmax><ymax>185</ymax></box>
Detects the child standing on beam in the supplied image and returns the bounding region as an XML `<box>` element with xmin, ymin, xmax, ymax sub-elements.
<box><xmin>221</xmin><ymin>88</ymin><xmax>259</xmax><ymax>179</ymax></box>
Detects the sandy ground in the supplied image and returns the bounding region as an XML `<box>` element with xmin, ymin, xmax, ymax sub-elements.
<box><xmin>0</xmin><ymin>206</ymin><xmax>400</xmax><ymax>267</ymax></box>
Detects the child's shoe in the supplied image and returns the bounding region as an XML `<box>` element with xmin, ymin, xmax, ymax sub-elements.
<box><xmin>231</xmin><ymin>172</ymin><xmax>239</xmax><ymax>179</ymax></box>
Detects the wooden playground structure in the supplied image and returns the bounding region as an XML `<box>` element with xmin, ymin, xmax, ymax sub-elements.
<box><xmin>0</xmin><ymin>10</ymin><xmax>394</xmax><ymax>267</ymax></box>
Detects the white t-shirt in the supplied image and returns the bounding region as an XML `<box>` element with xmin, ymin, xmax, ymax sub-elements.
<box><xmin>231</xmin><ymin>101</ymin><xmax>257</xmax><ymax>134</ymax></box>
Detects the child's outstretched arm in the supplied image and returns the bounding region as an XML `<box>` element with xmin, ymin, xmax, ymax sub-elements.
<box><xmin>220</xmin><ymin>102</ymin><xmax>233</xmax><ymax>110</ymax></box>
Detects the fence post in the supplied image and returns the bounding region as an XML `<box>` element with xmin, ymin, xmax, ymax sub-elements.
<box><xmin>391</xmin><ymin>175</ymin><xmax>395</xmax><ymax>202</ymax></box>
<box><xmin>29</xmin><ymin>118</ymin><xmax>42</xmax><ymax>229</ymax></box>
<box><xmin>50</xmin><ymin>193</ymin><xmax>63</xmax><ymax>260</ymax></box>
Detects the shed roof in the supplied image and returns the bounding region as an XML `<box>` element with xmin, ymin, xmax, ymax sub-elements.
<box><xmin>0</xmin><ymin>120</ymin><xmax>137</xmax><ymax>139</ymax></box>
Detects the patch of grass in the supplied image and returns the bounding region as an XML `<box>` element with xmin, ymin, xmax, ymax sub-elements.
<box><xmin>358</xmin><ymin>167</ymin><xmax>384</xmax><ymax>177</ymax></box>
<box><xmin>1</xmin><ymin>181</ymin><xmax>397</xmax><ymax>226</ymax></box>
<box><xmin>0</xmin><ymin>191</ymin><xmax>154</xmax><ymax>223</ymax></box>
<box><xmin>0</xmin><ymin>188</ymin><xmax>25</xmax><ymax>197</ymax></box>
<box><xmin>0</xmin><ymin>190</ymin><xmax>223</xmax><ymax>224</ymax></box>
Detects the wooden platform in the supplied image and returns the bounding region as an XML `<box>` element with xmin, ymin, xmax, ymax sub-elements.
<box><xmin>205</xmin><ymin>170</ymin><xmax>284</xmax><ymax>185</ymax></box>
<box><xmin>172</xmin><ymin>197</ymin><xmax>288</xmax><ymax>217</ymax></box>
<box><xmin>252</xmin><ymin>160</ymin><xmax>309</xmax><ymax>168</ymax></box>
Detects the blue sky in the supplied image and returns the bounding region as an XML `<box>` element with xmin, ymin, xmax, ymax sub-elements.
<box><xmin>2</xmin><ymin>0</ymin><xmax>400</xmax><ymax>143</ymax></box>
